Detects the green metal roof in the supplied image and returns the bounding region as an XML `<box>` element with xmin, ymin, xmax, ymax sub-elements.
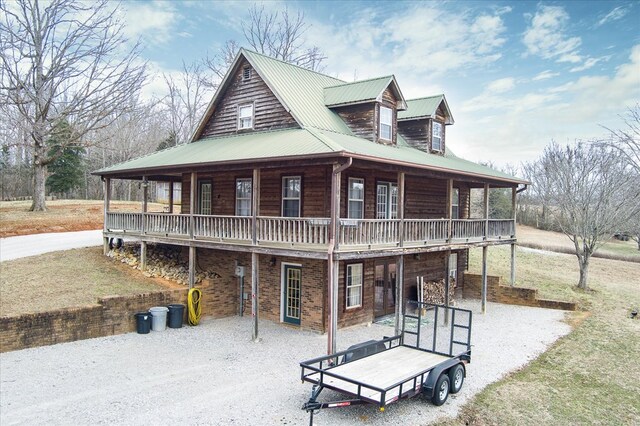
<box><xmin>398</xmin><ymin>95</ymin><xmax>453</xmax><ymax>123</ymax></box>
<box><xmin>324</xmin><ymin>76</ymin><xmax>395</xmax><ymax>107</ymax></box>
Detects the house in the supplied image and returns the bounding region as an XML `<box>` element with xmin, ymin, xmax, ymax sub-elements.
<box><xmin>95</xmin><ymin>49</ymin><xmax>527</xmax><ymax>353</ymax></box>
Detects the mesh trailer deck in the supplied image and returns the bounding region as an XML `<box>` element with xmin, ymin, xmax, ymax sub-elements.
<box><xmin>300</xmin><ymin>301</ymin><xmax>472</xmax><ymax>423</ymax></box>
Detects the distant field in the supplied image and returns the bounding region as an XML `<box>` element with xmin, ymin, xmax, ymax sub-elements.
<box><xmin>517</xmin><ymin>224</ymin><xmax>639</xmax><ymax>262</ymax></box>
<box><xmin>0</xmin><ymin>200</ymin><xmax>168</xmax><ymax>237</ymax></box>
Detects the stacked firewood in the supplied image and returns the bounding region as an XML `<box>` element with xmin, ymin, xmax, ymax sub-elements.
<box><xmin>420</xmin><ymin>278</ymin><xmax>456</xmax><ymax>305</ymax></box>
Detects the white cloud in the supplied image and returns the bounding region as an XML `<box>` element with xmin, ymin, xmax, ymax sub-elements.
<box><xmin>487</xmin><ymin>77</ymin><xmax>516</xmax><ymax>94</ymax></box>
<box><xmin>523</xmin><ymin>5</ymin><xmax>582</xmax><ymax>63</ymax></box>
<box><xmin>450</xmin><ymin>45</ymin><xmax>640</xmax><ymax>166</ymax></box>
<box><xmin>569</xmin><ymin>55</ymin><xmax>611</xmax><ymax>73</ymax></box>
<box><xmin>532</xmin><ymin>70</ymin><xmax>559</xmax><ymax>81</ymax></box>
<box><xmin>120</xmin><ymin>1</ymin><xmax>180</xmax><ymax>45</ymax></box>
<box><xmin>595</xmin><ymin>6</ymin><xmax>630</xmax><ymax>27</ymax></box>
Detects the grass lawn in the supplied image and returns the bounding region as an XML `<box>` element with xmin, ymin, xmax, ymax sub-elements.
<box><xmin>446</xmin><ymin>245</ymin><xmax>640</xmax><ymax>425</ymax></box>
<box><xmin>0</xmin><ymin>200</ymin><xmax>170</xmax><ymax>237</ymax></box>
<box><xmin>0</xmin><ymin>247</ymin><xmax>174</xmax><ymax>316</ymax></box>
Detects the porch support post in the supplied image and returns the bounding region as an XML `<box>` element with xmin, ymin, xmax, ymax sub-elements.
<box><xmin>444</xmin><ymin>249</ymin><xmax>451</xmax><ymax>324</ymax></box>
<box><xmin>510</xmin><ymin>186</ymin><xmax>517</xmax><ymax>286</ymax></box>
<box><xmin>482</xmin><ymin>246</ymin><xmax>488</xmax><ymax>314</ymax></box>
<box><xmin>168</xmin><ymin>181</ymin><xmax>174</xmax><ymax>214</ymax></box>
<box><xmin>252</xmin><ymin>169</ymin><xmax>260</xmax><ymax>245</ymax></box>
<box><xmin>397</xmin><ymin>172</ymin><xmax>405</xmax><ymax>247</ymax></box>
<box><xmin>394</xmin><ymin>255</ymin><xmax>404</xmax><ymax>335</ymax></box>
<box><xmin>483</xmin><ymin>183</ymin><xmax>489</xmax><ymax>239</ymax></box>
<box><xmin>103</xmin><ymin>178</ymin><xmax>110</xmax><ymax>255</ymax></box>
<box><xmin>252</xmin><ymin>252</ymin><xmax>259</xmax><ymax>341</ymax></box>
<box><xmin>140</xmin><ymin>177</ymin><xmax>148</xmax><ymax>270</ymax></box>
<box><xmin>188</xmin><ymin>246</ymin><xmax>196</xmax><ymax>289</ymax></box>
<box><xmin>189</xmin><ymin>172</ymin><xmax>196</xmax><ymax>239</ymax></box>
<box><xmin>447</xmin><ymin>179</ymin><xmax>453</xmax><ymax>242</ymax></box>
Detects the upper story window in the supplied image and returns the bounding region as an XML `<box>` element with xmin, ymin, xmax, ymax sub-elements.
<box><xmin>235</xmin><ymin>178</ymin><xmax>252</xmax><ymax>216</ymax></box>
<box><xmin>282</xmin><ymin>176</ymin><xmax>301</xmax><ymax>217</ymax></box>
<box><xmin>348</xmin><ymin>178</ymin><xmax>365</xmax><ymax>219</ymax></box>
<box><xmin>376</xmin><ymin>182</ymin><xmax>398</xmax><ymax>219</ymax></box>
<box><xmin>432</xmin><ymin>121</ymin><xmax>443</xmax><ymax>151</ymax></box>
<box><xmin>379</xmin><ymin>106</ymin><xmax>392</xmax><ymax>141</ymax></box>
<box><xmin>238</xmin><ymin>104</ymin><xmax>254</xmax><ymax>129</ymax></box>
<box><xmin>451</xmin><ymin>188</ymin><xmax>459</xmax><ymax>219</ymax></box>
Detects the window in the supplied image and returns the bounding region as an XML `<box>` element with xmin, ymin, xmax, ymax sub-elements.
<box><xmin>379</xmin><ymin>106</ymin><xmax>392</xmax><ymax>141</ymax></box>
<box><xmin>376</xmin><ymin>182</ymin><xmax>398</xmax><ymax>219</ymax></box>
<box><xmin>449</xmin><ymin>253</ymin><xmax>458</xmax><ymax>281</ymax></box>
<box><xmin>432</xmin><ymin>121</ymin><xmax>443</xmax><ymax>151</ymax></box>
<box><xmin>348</xmin><ymin>178</ymin><xmax>365</xmax><ymax>219</ymax></box>
<box><xmin>346</xmin><ymin>263</ymin><xmax>363</xmax><ymax>308</ymax></box>
<box><xmin>238</xmin><ymin>104</ymin><xmax>254</xmax><ymax>129</ymax></box>
<box><xmin>242</xmin><ymin>66</ymin><xmax>252</xmax><ymax>81</ymax></box>
<box><xmin>198</xmin><ymin>180</ymin><xmax>212</xmax><ymax>215</ymax></box>
<box><xmin>235</xmin><ymin>178</ymin><xmax>252</xmax><ymax>216</ymax></box>
<box><xmin>282</xmin><ymin>176</ymin><xmax>301</xmax><ymax>217</ymax></box>
<box><xmin>451</xmin><ymin>188</ymin><xmax>459</xmax><ymax>219</ymax></box>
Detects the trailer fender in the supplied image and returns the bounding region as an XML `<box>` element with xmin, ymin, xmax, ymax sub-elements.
<box><xmin>422</xmin><ymin>358</ymin><xmax>463</xmax><ymax>397</ymax></box>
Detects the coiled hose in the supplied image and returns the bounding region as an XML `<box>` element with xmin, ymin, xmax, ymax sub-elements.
<box><xmin>187</xmin><ymin>288</ymin><xmax>202</xmax><ymax>326</ymax></box>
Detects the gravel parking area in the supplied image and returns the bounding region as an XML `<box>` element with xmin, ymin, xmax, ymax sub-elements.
<box><xmin>0</xmin><ymin>300</ymin><xmax>570</xmax><ymax>425</ymax></box>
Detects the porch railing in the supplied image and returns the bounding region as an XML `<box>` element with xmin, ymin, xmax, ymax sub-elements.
<box><xmin>105</xmin><ymin>212</ymin><xmax>515</xmax><ymax>249</ymax></box>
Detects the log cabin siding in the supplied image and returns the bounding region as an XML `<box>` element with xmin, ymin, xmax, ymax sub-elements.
<box><xmin>335</xmin><ymin>104</ymin><xmax>376</xmax><ymax>142</ymax></box>
<box><xmin>398</xmin><ymin>119</ymin><xmax>428</xmax><ymax>152</ymax></box>
<box><xmin>201</xmin><ymin>59</ymin><xmax>298</xmax><ymax>137</ymax></box>
<box><xmin>404</xmin><ymin>175</ymin><xmax>448</xmax><ymax>218</ymax></box>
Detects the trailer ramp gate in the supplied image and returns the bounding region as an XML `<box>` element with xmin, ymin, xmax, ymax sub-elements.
<box><xmin>300</xmin><ymin>301</ymin><xmax>472</xmax><ymax>423</ymax></box>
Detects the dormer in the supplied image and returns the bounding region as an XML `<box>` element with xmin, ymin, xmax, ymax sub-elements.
<box><xmin>397</xmin><ymin>95</ymin><xmax>454</xmax><ymax>155</ymax></box>
<box><xmin>324</xmin><ymin>76</ymin><xmax>407</xmax><ymax>145</ymax></box>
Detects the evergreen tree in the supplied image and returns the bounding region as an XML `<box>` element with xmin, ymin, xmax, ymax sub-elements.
<box><xmin>46</xmin><ymin>121</ymin><xmax>85</xmax><ymax>197</ymax></box>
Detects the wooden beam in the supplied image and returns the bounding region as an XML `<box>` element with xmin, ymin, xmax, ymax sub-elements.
<box><xmin>103</xmin><ymin>178</ymin><xmax>110</xmax><ymax>255</ymax></box>
<box><xmin>483</xmin><ymin>183</ymin><xmax>489</xmax><ymax>240</ymax></box>
<box><xmin>189</xmin><ymin>246</ymin><xmax>196</xmax><ymax>289</ymax></box>
<box><xmin>252</xmin><ymin>169</ymin><xmax>260</xmax><ymax>245</ymax></box>
<box><xmin>397</xmin><ymin>172</ymin><xmax>405</xmax><ymax>247</ymax></box>
<box><xmin>511</xmin><ymin>186</ymin><xmax>517</xmax><ymax>286</ymax></box>
<box><xmin>482</xmin><ymin>246</ymin><xmax>488</xmax><ymax>314</ymax></box>
<box><xmin>140</xmin><ymin>241</ymin><xmax>147</xmax><ymax>271</ymax></box>
<box><xmin>168</xmin><ymin>181</ymin><xmax>174</xmax><ymax>214</ymax></box>
<box><xmin>394</xmin><ymin>255</ymin><xmax>404</xmax><ymax>335</ymax></box>
<box><xmin>252</xmin><ymin>252</ymin><xmax>259</xmax><ymax>341</ymax></box>
<box><xmin>510</xmin><ymin>243</ymin><xmax>516</xmax><ymax>287</ymax></box>
<box><xmin>447</xmin><ymin>179</ymin><xmax>453</xmax><ymax>242</ymax></box>
<box><xmin>190</xmin><ymin>172</ymin><xmax>196</xmax><ymax>239</ymax></box>
<box><xmin>444</xmin><ymin>249</ymin><xmax>451</xmax><ymax>324</ymax></box>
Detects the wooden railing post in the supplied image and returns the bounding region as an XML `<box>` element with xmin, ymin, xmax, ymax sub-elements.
<box><xmin>483</xmin><ymin>183</ymin><xmax>489</xmax><ymax>240</ymax></box>
<box><xmin>168</xmin><ymin>181</ymin><xmax>174</xmax><ymax>214</ymax></box>
<box><xmin>252</xmin><ymin>169</ymin><xmax>260</xmax><ymax>245</ymax></box>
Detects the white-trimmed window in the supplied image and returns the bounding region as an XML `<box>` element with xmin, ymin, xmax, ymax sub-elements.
<box><xmin>432</xmin><ymin>121</ymin><xmax>443</xmax><ymax>151</ymax></box>
<box><xmin>376</xmin><ymin>182</ymin><xmax>398</xmax><ymax>219</ymax></box>
<box><xmin>451</xmin><ymin>188</ymin><xmax>459</xmax><ymax>219</ymax></box>
<box><xmin>346</xmin><ymin>263</ymin><xmax>363</xmax><ymax>308</ymax></box>
<box><xmin>449</xmin><ymin>253</ymin><xmax>458</xmax><ymax>281</ymax></box>
<box><xmin>348</xmin><ymin>178</ymin><xmax>365</xmax><ymax>219</ymax></box>
<box><xmin>235</xmin><ymin>178</ymin><xmax>252</xmax><ymax>216</ymax></box>
<box><xmin>379</xmin><ymin>106</ymin><xmax>392</xmax><ymax>141</ymax></box>
<box><xmin>282</xmin><ymin>176</ymin><xmax>301</xmax><ymax>217</ymax></box>
<box><xmin>238</xmin><ymin>104</ymin><xmax>254</xmax><ymax>129</ymax></box>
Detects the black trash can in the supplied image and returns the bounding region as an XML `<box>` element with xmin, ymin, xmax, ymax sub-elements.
<box><xmin>167</xmin><ymin>304</ymin><xmax>185</xmax><ymax>328</ymax></box>
<box><xmin>135</xmin><ymin>312</ymin><xmax>152</xmax><ymax>334</ymax></box>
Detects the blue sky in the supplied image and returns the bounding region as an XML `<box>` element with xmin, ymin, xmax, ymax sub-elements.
<box><xmin>119</xmin><ymin>0</ymin><xmax>640</xmax><ymax>167</ymax></box>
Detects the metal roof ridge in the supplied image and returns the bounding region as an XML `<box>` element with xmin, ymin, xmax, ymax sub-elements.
<box><xmin>324</xmin><ymin>75</ymin><xmax>394</xmax><ymax>89</ymax></box>
<box><xmin>405</xmin><ymin>94</ymin><xmax>444</xmax><ymax>101</ymax></box>
<box><xmin>195</xmin><ymin>127</ymin><xmax>303</xmax><ymax>143</ymax></box>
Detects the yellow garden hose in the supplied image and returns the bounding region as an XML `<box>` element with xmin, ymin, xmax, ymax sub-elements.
<box><xmin>187</xmin><ymin>288</ymin><xmax>202</xmax><ymax>326</ymax></box>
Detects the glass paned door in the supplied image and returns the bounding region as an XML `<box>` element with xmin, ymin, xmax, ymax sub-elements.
<box><xmin>283</xmin><ymin>265</ymin><xmax>301</xmax><ymax>325</ymax></box>
<box><xmin>374</xmin><ymin>261</ymin><xmax>397</xmax><ymax>318</ymax></box>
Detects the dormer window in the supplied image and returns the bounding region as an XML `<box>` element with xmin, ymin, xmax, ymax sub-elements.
<box><xmin>242</xmin><ymin>66</ymin><xmax>252</xmax><ymax>81</ymax></box>
<box><xmin>379</xmin><ymin>106</ymin><xmax>392</xmax><ymax>141</ymax></box>
<box><xmin>432</xmin><ymin>121</ymin><xmax>443</xmax><ymax>151</ymax></box>
<box><xmin>238</xmin><ymin>104</ymin><xmax>254</xmax><ymax>129</ymax></box>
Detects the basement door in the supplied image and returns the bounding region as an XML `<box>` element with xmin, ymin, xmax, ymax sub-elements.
<box><xmin>283</xmin><ymin>265</ymin><xmax>302</xmax><ymax>325</ymax></box>
<box><xmin>374</xmin><ymin>261</ymin><xmax>397</xmax><ymax>318</ymax></box>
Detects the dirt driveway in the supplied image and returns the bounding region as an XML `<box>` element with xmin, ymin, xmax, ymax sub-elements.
<box><xmin>0</xmin><ymin>301</ymin><xmax>570</xmax><ymax>425</ymax></box>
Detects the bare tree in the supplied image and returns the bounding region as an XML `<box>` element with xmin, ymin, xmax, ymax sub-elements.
<box><xmin>532</xmin><ymin>142</ymin><xmax>640</xmax><ymax>289</ymax></box>
<box><xmin>601</xmin><ymin>104</ymin><xmax>640</xmax><ymax>174</ymax></box>
<box><xmin>0</xmin><ymin>0</ymin><xmax>146</xmax><ymax>211</ymax></box>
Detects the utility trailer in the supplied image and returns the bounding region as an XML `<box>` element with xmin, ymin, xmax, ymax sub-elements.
<box><xmin>300</xmin><ymin>301</ymin><xmax>472</xmax><ymax>424</ymax></box>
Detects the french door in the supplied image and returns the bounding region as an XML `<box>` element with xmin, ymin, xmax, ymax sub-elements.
<box><xmin>374</xmin><ymin>260</ymin><xmax>397</xmax><ymax>318</ymax></box>
<box><xmin>283</xmin><ymin>265</ymin><xmax>302</xmax><ymax>325</ymax></box>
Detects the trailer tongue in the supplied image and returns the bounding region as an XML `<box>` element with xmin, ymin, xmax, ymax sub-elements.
<box><xmin>300</xmin><ymin>301</ymin><xmax>472</xmax><ymax>424</ymax></box>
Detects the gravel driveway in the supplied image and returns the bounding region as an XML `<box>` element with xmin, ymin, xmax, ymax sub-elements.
<box><xmin>0</xmin><ymin>300</ymin><xmax>570</xmax><ymax>425</ymax></box>
<box><xmin>0</xmin><ymin>230</ymin><xmax>103</xmax><ymax>262</ymax></box>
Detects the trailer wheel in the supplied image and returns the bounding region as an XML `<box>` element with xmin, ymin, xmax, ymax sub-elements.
<box><xmin>431</xmin><ymin>374</ymin><xmax>450</xmax><ymax>406</ymax></box>
<box><xmin>448</xmin><ymin>364</ymin><xmax>465</xmax><ymax>394</ymax></box>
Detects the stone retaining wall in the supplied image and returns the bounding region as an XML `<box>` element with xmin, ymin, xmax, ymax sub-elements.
<box><xmin>0</xmin><ymin>289</ymin><xmax>188</xmax><ymax>353</ymax></box>
<box><xmin>462</xmin><ymin>273</ymin><xmax>576</xmax><ymax>311</ymax></box>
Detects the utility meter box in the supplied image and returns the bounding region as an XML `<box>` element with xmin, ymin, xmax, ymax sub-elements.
<box><xmin>235</xmin><ymin>266</ymin><xmax>245</xmax><ymax>277</ymax></box>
